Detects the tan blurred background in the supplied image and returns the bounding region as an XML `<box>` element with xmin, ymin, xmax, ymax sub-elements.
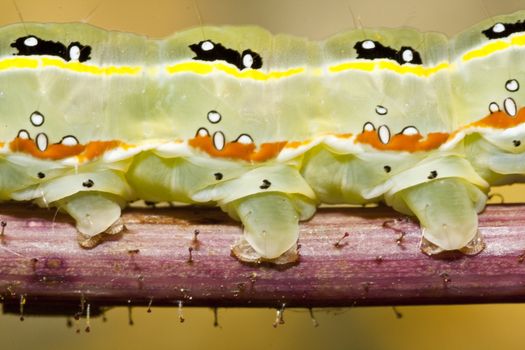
<box><xmin>1</xmin><ymin>0</ymin><xmax>525</xmax><ymax>349</ymax></box>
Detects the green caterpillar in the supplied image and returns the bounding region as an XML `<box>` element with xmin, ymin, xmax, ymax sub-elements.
<box><xmin>1</xmin><ymin>11</ymin><xmax>524</xmax><ymax>262</ymax></box>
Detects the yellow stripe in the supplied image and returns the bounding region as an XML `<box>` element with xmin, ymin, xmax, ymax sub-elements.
<box><xmin>0</xmin><ymin>57</ymin><xmax>39</xmax><ymax>70</ymax></box>
<box><xmin>328</xmin><ymin>61</ymin><xmax>449</xmax><ymax>77</ymax></box>
<box><xmin>41</xmin><ymin>57</ymin><xmax>141</xmax><ymax>75</ymax></box>
<box><xmin>0</xmin><ymin>56</ymin><xmax>141</xmax><ymax>75</ymax></box>
<box><xmin>462</xmin><ymin>33</ymin><xmax>525</xmax><ymax>62</ymax></box>
<box><xmin>165</xmin><ymin>61</ymin><xmax>304</xmax><ymax>80</ymax></box>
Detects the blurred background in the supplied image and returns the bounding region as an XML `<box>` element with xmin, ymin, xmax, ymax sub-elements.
<box><xmin>1</xmin><ymin>0</ymin><xmax>525</xmax><ymax>349</ymax></box>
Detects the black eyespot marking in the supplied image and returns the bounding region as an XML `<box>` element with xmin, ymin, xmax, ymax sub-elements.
<box><xmin>11</xmin><ymin>36</ymin><xmax>92</xmax><ymax>62</ymax></box>
<box><xmin>214</xmin><ymin>172</ymin><xmax>223</xmax><ymax>180</ymax></box>
<box><xmin>427</xmin><ymin>170</ymin><xmax>438</xmax><ymax>180</ymax></box>
<box><xmin>384</xmin><ymin>165</ymin><xmax>391</xmax><ymax>173</ymax></box>
<box><xmin>37</xmin><ymin>172</ymin><xmax>45</xmax><ymax>179</ymax></box>
<box><xmin>82</xmin><ymin>179</ymin><xmax>94</xmax><ymax>188</ymax></box>
<box><xmin>189</xmin><ymin>40</ymin><xmax>263</xmax><ymax>70</ymax></box>
<box><xmin>259</xmin><ymin>179</ymin><xmax>271</xmax><ymax>190</ymax></box>
<box><xmin>482</xmin><ymin>20</ymin><xmax>525</xmax><ymax>39</ymax></box>
<box><xmin>513</xmin><ymin>140</ymin><xmax>521</xmax><ymax>147</ymax></box>
<box><xmin>354</xmin><ymin>40</ymin><xmax>423</xmax><ymax>65</ymax></box>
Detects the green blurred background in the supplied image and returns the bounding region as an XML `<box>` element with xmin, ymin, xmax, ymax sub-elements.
<box><xmin>1</xmin><ymin>0</ymin><xmax>525</xmax><ymax>349</ymax></box>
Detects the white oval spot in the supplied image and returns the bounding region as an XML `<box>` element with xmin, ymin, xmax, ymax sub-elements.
<box><xmin>196</xmin><ymin>127</ymin><xmax>209</xmax><ymax>137</ymax></box>
<box><xmin>363</xmin><ymin>122</ymin><xmax>375</xmax><ymax>132</ymax></box>
<box><xmin>489</xmin><ymin>102</ymin><xmax>500</xmax><ymax>113</ymax></box>
<box><xmin>36</xmin><ymin>133</ymin><xmax>48</xmax><ymax>152</ymax></box>
<box><xmin>69</xmin><ymin>46</ymin><xmax>81</xmax><ymax>61</ymax></box>
<box><xmin>375</xmin><ymin>105</ymin><xmax>388</xmax><ymax>115</ymax></box>
<box><xmin>493</xmin><ymin>23</ymin><xmax>505</xmax><ymax>33</ymax></box>
<box><xmin>213</xmin><ymin>131</ymin><xmax>225</xmax><ymax>151</ymax></box>
<box><xmin>24</xmin><ymin>36</ymin><xmax>38</xmax><ymax>47</ymax></box>
<box><xmin>362</xmin><ymin>40</ymin><xmax>375</xmax><ymax>49</ymax></box>
<box><xmin>506</xmin><ymin>79</ymin><xmax>520</xmax><ymax>92</ymax></box>
<box><xmin>236</xmin><ymin>134</ymin><xmax>253</xmax><ymax>144</ymax></box>
<box><xmin>201</xmin><ymin>41</ymin><xmax>214</xmax><ymax>51</ymax></box>
<box><xmin>61</xmin><ymin>135</ymin><xmax>79</xmax><ymax>146</ymax></box>
<box><xmin>401</xmin><ymin>126</ymin><xmax>419</xmax><ymax>136</ymax></box>
<box><xmin>17</xmin><ymin>130</ymin><xmax>30</xmax><ymax>139</ymax></box>
<box><xmin>207</xmin><ymin>111</ymin><xmax>221</xmax><ymax>124</ymax></box>
<box><xmin>242</xmin><ymin>53</ymin><xmax>254</xmax><ymax>68</ymax></box>
<box><xmin>402</xmin><ymin>49</ymin><xmax>414</xmax><ymax>63</ymax></box>
<box><xmin>378</xmin><ymin>125</ymin><xmax>391</xmax><ymax>144</ymax></box>
<box><xmin>504</xmin><ymin>97</ymin><xmax>517</xmax><ymax>117</ymax></box>
<box><xmin>30</xmin><ymin>111</ymin><xmax>44</xmax><ymax>126</ymax></box>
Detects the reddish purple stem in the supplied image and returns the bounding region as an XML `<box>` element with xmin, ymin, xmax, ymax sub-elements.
<box><xmin>0</xmin><ymin>203</ymin><xmax>525</xmax><ymax>314</ymax></box>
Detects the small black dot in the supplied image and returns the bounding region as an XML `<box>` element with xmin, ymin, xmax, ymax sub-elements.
<box><xmin>513</xmin><ymin>140</ymin><xmax>521</xmax><ymax>147</ymax></box>
<box><xmin>37</xmin><ymin>172</ymin><xmax>45</xmax><ymax>179</ymax></box>
<box><xmin>214</xmin><ymin>172</ymin><xmax>223</xmax><ymax>180</ymax></box>
<box><xmin>82</xmin><ymin>179</ymin><xmax>94</xmax><ymax>188</ymax></box>
<box><xmin>383</xmin><ymin>165</ymin><xmax>391</xmax><ymax>173</ymax></box>
<box><xmin>427</xmin><ymin>170</ymin><xmax>438</xmax><ymax>180</ymax></box>
<box><xmin>1</xmin><ymin>221</ymin><xmax>6</xmax><ymax>227</ymax></box>
<box><xmin>259</xmin><ymin>179</ymin><xmax>271</xmax><ymax>190</ymax></box>
<box><xmin>145</xmin><ymin>201</ymin><xmax>156</xmax><ymax>207</ymax></box>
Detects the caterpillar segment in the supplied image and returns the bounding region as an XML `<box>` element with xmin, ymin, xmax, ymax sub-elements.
<box><xmin>1</xmin><ymin>11</ymin><xmax>525</xmax><ymax>261</ymax></box>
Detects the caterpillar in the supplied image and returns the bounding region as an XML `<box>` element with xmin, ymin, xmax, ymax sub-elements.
<box><xmin>1</xmin><ymin>10</ymin><xmax>524</xmax><ymax>263</ymax></box>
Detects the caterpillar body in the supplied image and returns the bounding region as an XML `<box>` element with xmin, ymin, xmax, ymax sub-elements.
<box><xmin>1</xmin><ymin>11</ymin><xmax>524</xmax><ymax>262</ymax></box>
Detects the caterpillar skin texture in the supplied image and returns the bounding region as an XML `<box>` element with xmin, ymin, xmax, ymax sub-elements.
<box><xmin>1</xmin><ymin>12</ymin><xmax>524</xmax><ymax>261</ymax></box>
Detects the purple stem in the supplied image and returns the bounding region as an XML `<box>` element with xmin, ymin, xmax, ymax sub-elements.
<box><xmin>0</xmin><ymin>203</ymin><xmax>524</xmax><ymax>314</ymax></box>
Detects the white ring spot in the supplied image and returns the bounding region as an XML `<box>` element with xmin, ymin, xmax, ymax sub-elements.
<box><xmin>362</xmin><ymin>40</ymin><xmax>375</xmax><ymax>49</ymax></box>
<box><xmin>489</xmin><ymin>102</ymin><xmax>500</xmax><ymax>113</ymax></box>
<box><xmin>30</xmin><ymin>111</ymin><xmax>44</xmax><ymax>126</ymax></box>
<box><xmin>242</xmin><ymin>53</ymin><xmax>254</xmax><ymax>68</ymax></box>
<box><xmin>378</xmin><ymin>125</ymin><xmax>391</xmax><ymax>144</ymax></box>
<box><xmin>493</xmin><ymin>23</ymin><xmax>505</xmax><ymax>33</ymax></box>
<box><xmin>197</xmin><ymin>127</ymin><xmax>209</xmax><ymax>137</ymax></box>
<box><xmin>213</xmin><ymin>131</ymin><xmax>225</xmax><ymax>151</ymax></box>
<box><xmin>61</xmin><ymin>135</ymin><xmax>79</xmax><ymax>146</ymax></box>
<box><xmin>506</xmin><ymin>79</ymin><xmax>520</xmax><ymax>92</ymax></box>
<box><xmin>363</xmin><ymin>122</ymin><xmax>375</xmax><ymax>132</ymax></box>
<box><xmin>504</xmin><ymin>97</ymin><xmax>517</xmax><ymax>117</ymax></box>
<box><xmin>401</xmin><ymin>126</ymin><xmax>419</xmax><ymax>136</ymax></box>
<box><xmin>36</xmin><ymin>133</ymin><xmax>48</xmax><ymax>152</ymax></box>
<box><xmin>24</xmin><ymin>36</ymin><xmax>38</xmax><ymax>47</ymax></box>
<box><xmin>402</xmin><ymin>49</ymin><xmax>413</xmax><ymax>62</ymax></box>
<box><xmin>69</xmin><ymin>46</ymin><xmax>81</xmax><ymax>61</ymax></box>
<box><xmin>207</xmin><ymin>111</ymin><xmax>222</xmax><ymax>124</ymax></box>
<box><xmin>375</xmin><ymin>105</ymin><xmax>388</xmax><ymax>115</ymax></box>
<box><xmin>201</xmin><ymin>41</ymin><xmax>214</xmax><ymax>51</ymax></box>
<box><xmin>236</xmin><ymin>134</ymin><xmax>253</xmax><ymax>144</ymax></box>
<box><xmin>17</xmin><ymin>130</ymin><xmax>30</xmax><ymax>139</ymax></box>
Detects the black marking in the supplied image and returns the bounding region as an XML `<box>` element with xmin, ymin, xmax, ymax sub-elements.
<box><xmin>82</xmin><ymin>179</ymin><xmax>94</xmax><ymax>188</ymax></box>
<box><xmin>259</xmin><ymin>179</ymin><xmax>271</xmax><ymax>190</ymax></box>
<box><xmin>384</xmin><ymin>165</ymin><xmax>391</xmax><ymax>173</ymax></box>
<box><xmin>37</xmin><ymin>172</ymin><xmax>45</xmax><ymax>179</ymax></box>
<box><xmin>207</xmin><ymin>110</ymin><xmax>222</xmax><ymax>124</ymax></box>
<box><xmin>513</xmin><ymin>140</ymin><xmax>521</xmax><ymax>147</ymax></box>
<box><xmin>427</xmin><ymin>170</ymin><xmax>438</xmax><ymax>180</ymax></box>
<box><xmin>354</xmin><ymin>40</ymin><xmax>423</xmax><ymax>65</ymax></box>
<box><xmin>482</xmin><ymin>20</ymin><xmax>525</xmax><ymax>40</ymax></box>
<box><xmin>11</xmin><ymin>35</ymin><xmax>92</xmax><ymax>62</ymax></box>
<box><xmin>214</xmin><ymin>172</ymin><xmax>223</xmax><ymax>180</ymax></box>
<box><xmin>189</xmin><ymin>40</ymin><xmax>262</xmax><ymax>70</ymax></box>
